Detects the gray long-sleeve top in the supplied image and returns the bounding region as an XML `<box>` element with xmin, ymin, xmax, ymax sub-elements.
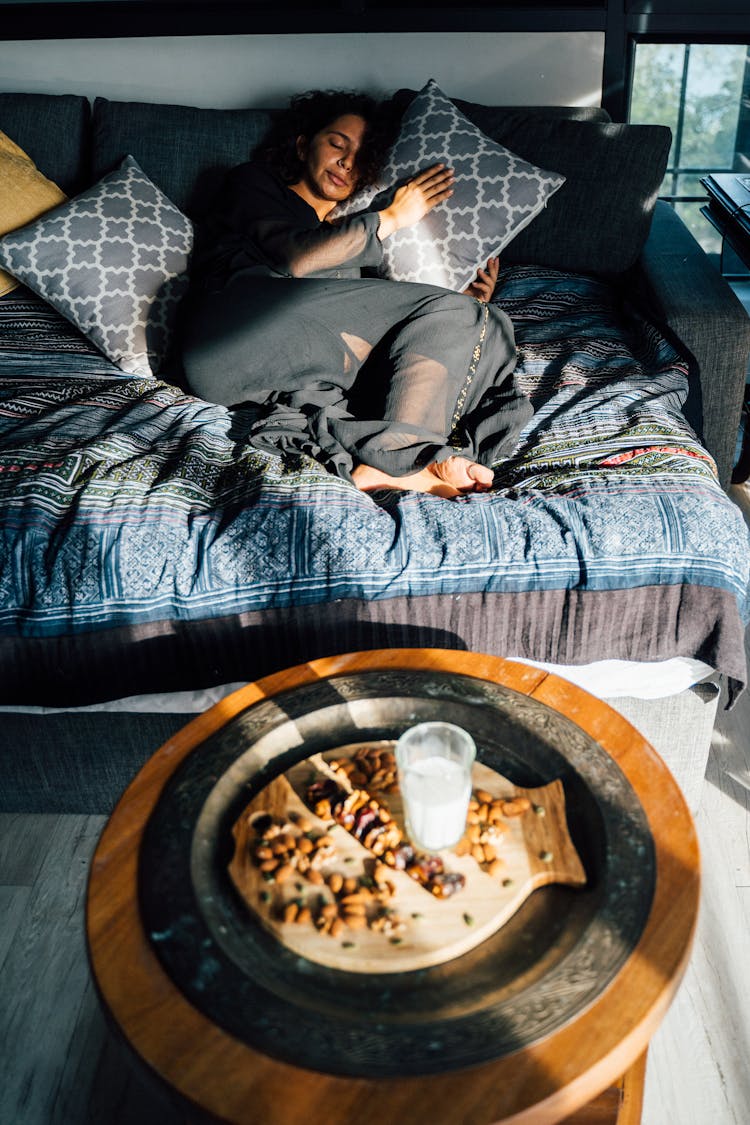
<box><xmin>192</xmin><ymin>161</ymin><xmax>384</xmax><ymax>289</ymax></box>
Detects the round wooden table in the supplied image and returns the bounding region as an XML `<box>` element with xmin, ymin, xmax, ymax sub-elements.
<box><xmin>86</xmin><ymin>649</ymin><xmax>699</xmax><ymax>1124</ymax></box>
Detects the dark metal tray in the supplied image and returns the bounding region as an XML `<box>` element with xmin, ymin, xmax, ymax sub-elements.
<box><xmin>139</xmin><ymin>668</ymin><xmax>655</xmax><ymax>1078</ymax></box>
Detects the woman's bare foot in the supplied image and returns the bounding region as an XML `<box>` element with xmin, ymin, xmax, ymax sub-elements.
<box><xmin>352</xmin><ymin>456</ymin><xmax>493</xmax><ymax>497</ymax></box>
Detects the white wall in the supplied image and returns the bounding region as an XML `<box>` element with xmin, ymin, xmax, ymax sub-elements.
<box><xmin>0</xmin><ymin>32</ymin><xmax>604</xmax><ymax>108</ymax></box>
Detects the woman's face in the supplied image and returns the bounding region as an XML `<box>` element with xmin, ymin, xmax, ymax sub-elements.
<box><xmin>294</xmin><ymin>113</ymin><xmax>368</xmax><ymax>217</ymax></box>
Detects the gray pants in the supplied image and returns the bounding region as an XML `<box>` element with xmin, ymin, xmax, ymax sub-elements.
<box><xmin>182</xmin><ymin>272</ymin><xmax>530</xmax><ymax>480</ymax></box>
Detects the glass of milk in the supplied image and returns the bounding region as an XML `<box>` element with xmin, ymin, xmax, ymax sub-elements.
<box><xmin>395</xmin><ymin>721</ymin><xmax>476</xmax><ymax>852</ymax></box>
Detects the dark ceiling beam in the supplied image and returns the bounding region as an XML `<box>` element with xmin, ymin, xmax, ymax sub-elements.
<box><xmin>0</xmin><ymin>3</ymin><xmax>608</xmax><ymax>42</ymax></box>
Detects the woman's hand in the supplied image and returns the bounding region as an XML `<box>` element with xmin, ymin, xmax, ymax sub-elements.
<box><xmin>377</xmin><ymin>164</ymin><xmax>454</xmax><ymax>239</ymax></box>
<box><xmin>463</xmin><ymin>257</ymin><xmax>500</xmax><ymax>302</ymax></box>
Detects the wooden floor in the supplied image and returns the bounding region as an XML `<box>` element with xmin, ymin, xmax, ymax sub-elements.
<box><xmin>1</xmin><ymin>489</ymin><xmax>749</xmax><ymax>1124</ymax></box>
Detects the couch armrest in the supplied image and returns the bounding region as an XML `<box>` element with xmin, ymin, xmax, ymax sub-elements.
<box><xmin>631</xmin><ymin>200</ymin><xmax>750</xmax><ymax>489</ymax></box>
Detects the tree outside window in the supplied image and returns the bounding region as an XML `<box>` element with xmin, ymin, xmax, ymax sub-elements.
<box><xmin>629</xmin><ymin>42</ymin><xmax>750</xmax><ymax>269</ymax></box>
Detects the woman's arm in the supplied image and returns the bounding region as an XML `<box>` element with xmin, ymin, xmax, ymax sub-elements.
<box><xmin>275</xmin><ymin>162</ymin><xmax>456</xmax><ymax>274</ymax></box>
<box><xmin>205</xmin><ymin>161</ymin><xmax>455</xmax><ymax>280</ymax></box>
<box><xmin>260</xmin><ymin>211</ymin><xmax>384</xmax><ymax>276</ymax></box>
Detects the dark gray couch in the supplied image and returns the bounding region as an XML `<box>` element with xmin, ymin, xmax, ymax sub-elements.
<box><xmin>0</xmin><ymin>90</ymin><xmax>746</xmax><ymax>815</ymax></box>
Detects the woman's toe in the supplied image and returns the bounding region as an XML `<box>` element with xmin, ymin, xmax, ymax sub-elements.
<box><xmin>467</xmin><ymin>462</ymin><xmax>494</xmax><ymax>487</ymax></box>
<box><xmin>433</xmin><ymin>456</ymin><xmax>493</xmax><ymax>491</ymax></box>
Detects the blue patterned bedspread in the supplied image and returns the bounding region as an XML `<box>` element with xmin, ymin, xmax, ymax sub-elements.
<box><xmin>1</xmin><ymin>269</ymin><xmax>748</xmax><ymax>686</ymax></box>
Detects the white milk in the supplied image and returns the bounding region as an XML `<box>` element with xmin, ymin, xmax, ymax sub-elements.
<box><xmin>400</xmin><ymin>754</ymin><xmax>471</xmax><ymax>852</ymax></box>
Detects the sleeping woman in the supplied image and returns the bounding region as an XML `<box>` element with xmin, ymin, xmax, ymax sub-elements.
<box><xmin>182</xmin><ymin>90</ymin><xmax>532</xmax><ymax>497</ymax></box>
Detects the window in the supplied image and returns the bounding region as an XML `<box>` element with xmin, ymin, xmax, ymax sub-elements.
<box><xmin>629</xmin><ymin>42</ymin><xmax>750</xmax><ymax>270</ymax></box>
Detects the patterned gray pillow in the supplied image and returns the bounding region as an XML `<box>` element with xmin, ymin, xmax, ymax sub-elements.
<box><xmin>335</xmin><ymin>79</ymin><xmax>565</xmax><ymax>290</ymax></box>
<box><xmin>0</xmin><ymin>155</ymin><xmax>193</xmax><ymax>376</ymax></box>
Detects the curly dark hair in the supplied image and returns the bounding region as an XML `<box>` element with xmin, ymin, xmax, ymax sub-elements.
<box><xmin>254</xmin><ymin>89</ymin><xmax>394</xmax><ymax>192</ymax></box>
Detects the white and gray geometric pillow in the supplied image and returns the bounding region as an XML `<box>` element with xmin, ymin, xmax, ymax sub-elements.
<box><xmin>0</xmin><ymin>155</ymin><xmax>193</xmax><ymax>377</ymax></box>
<box><xmin>335</xmin><ymin>79</ymin><xmax>566</xmax><ymax>291</ymax></box>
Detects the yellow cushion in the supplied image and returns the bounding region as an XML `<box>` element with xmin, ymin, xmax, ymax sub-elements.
<box><xmin>0</xmin><ymin>130</ymin><xmax>66</xmax><ymax>296</ymax></box>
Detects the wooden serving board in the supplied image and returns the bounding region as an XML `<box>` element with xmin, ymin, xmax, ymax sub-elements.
<box><xmin>228</xmin><ymin>741</ymin><xmax>586</xmax><ymax>973</ymax></box>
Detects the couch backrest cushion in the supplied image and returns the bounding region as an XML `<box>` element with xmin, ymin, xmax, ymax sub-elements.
<box><xmin>0</xmin><ymin>92</ymin><xmax>90</xmax><ymax>196</ymax></box>
<box><xmin>92</xmin><ymin>98</ymin><xmax>275</xmax><ymax>218</ymax></box>
<box><xmin>390</xmin><ymin>90</ymin><xmax>670</xmax><ymax>275</ymax></box>
<box><xmin>470</xmin><ymin>115</ymin><xmax>672</xmax><ymax>275</ymax></box>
